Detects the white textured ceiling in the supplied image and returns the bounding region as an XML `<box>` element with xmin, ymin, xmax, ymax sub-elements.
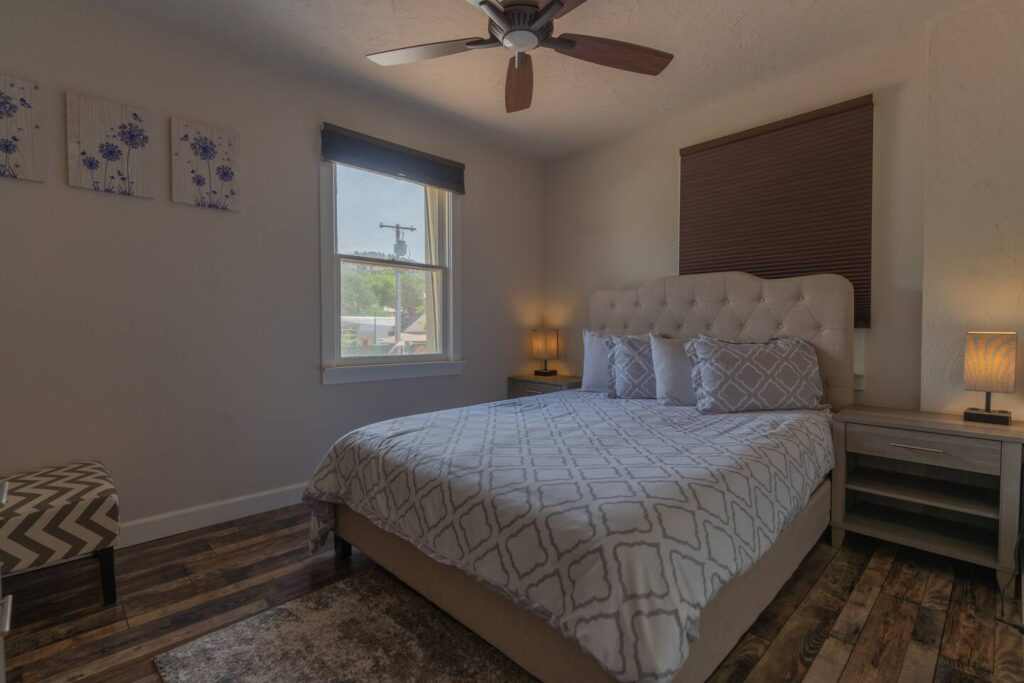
<box><xmin>105</xmin><ymin>0</ymin><xmax>969</xmax><ymax>160</ymax></box>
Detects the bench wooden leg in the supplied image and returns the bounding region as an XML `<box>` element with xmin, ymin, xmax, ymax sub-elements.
<box><xmin>334</xmin><ymin>534</ymin><xmax>352</xmax><ymax>560</ymax></box>
<box><xmin>96</xmin><ymin>548</ymin><xmax>116</xmax><ymax>605</ymax></box>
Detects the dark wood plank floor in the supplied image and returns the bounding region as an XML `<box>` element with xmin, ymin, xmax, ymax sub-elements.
<box><xmin>2</xmin><ymin>505</ymin><xmax>1021</xmax><ymax>682</ymax></box>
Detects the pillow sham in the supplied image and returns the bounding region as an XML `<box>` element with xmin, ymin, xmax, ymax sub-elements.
<box><xmin>685</xmin><ymin>335</ymin><xmax>825</xmax><ymax>413</ymax></box>
<box><xmin>605</xmin><ymin>335</ymin><xmax>657</xmax><ymax>399</ymax></box>
<box><xmin>649</xmin><ymin>334</ymin><xmax>696</xmax><ymax>406</ymax></box>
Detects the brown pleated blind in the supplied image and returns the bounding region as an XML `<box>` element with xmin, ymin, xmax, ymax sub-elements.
<box><xmin>679</xmin><ymin>96</ymin><xmax>873</xmax><ymax>327</ymax></box>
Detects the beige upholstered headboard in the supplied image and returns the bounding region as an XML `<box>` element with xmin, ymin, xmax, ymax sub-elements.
<box><xmin>590</xmin><ymin>271</ymin><xmax>855</xmax><ymax>410</ymax></box>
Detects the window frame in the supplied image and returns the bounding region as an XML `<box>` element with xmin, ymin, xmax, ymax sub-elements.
<box><xmin>320</xmin><ymin>161</ymin><xmax>462</xmax><ymax>385</ymax></box>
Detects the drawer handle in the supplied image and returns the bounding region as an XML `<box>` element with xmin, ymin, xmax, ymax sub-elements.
<box><xmin>889</xmin><ymin>442</ymin><xmax>945</xmax><ymax>455</ymax></box>
<box><xmin>1</xmin><ymin>594</ymin><xmax>12</xmax><ymax>635</ymax></box>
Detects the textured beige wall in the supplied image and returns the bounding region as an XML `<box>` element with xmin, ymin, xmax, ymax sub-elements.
<box><xmin>921</xmin><ymin>0</ymin><xmax>1024</xmax><ymax>414</ymax></box>
<box><xmin>0</xmin><ymin>1</ymin><xmax>543</xmax><ymax>528</ymax></box>
<box><xmin>542</xmin><ymin>37</ymin><xmax>929</xmax><ymax>409</ymax></box>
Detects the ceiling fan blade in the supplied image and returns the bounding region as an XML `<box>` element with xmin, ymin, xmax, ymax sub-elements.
<box><xmin>553</xmin><ymin>0</ymin><xmax>590</xmax><ymax>19</ymax></box>
<box><xmin>367</xmin><ymin>38</ymin><xmax>485</xmax><ymax>66</ymax></box>
<box><xmin>553</xmin><ymin>33</ymin><xmax>674</xmax><ymax>75</ymax></box>
<box><xmin>505</xmin><ymin>54</ymin><xmax>534</xmax><ymax>113</ymax></box>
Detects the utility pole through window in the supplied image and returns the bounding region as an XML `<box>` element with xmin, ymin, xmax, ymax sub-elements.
<box><xmin>380</xmin><ymin>222</ymin><xmax>416</xmax><ymax>353</ymax></box>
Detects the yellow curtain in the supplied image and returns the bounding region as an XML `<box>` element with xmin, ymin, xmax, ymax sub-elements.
<box><xmin>424</xmin><ymin>187</ymin><xmax>448</xmax><ymax>354</ymax></box>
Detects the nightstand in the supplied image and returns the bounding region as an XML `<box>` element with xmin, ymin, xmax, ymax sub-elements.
<box><xmin>508</xmin><ymin>375</ymin><xmax>582</xmax><ymax>399</ymax></box>
<box><xmin>832</xmin><ymin>406</ymin><xmax>1022</xmax><ymax>594</ymax></box>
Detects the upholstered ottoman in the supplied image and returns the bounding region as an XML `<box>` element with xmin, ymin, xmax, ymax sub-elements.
<box><xmin>0</xmin><ymin>461</ymin><xmax>119</xmax><ymax>604</ymax></box>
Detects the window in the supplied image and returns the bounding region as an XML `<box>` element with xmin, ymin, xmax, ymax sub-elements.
<box><xmin>320</xmin><ymin>125</ymin><xmax>463</xmax><ymax>384</ymax></box>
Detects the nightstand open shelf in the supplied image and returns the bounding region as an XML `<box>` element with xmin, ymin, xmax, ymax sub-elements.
<box><xmin>844</xmin><ymin>501</ymin><xmax>999</xmax><ymax>568</ymax></box>
<box><xmin>845</xmin><ymin>467</ymin><xmax>999</xmax><ymax>519</ymax></box>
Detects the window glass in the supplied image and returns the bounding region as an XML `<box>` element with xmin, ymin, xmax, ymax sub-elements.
<box><xmin>338</xmin><ymin>261</ymin><xmax>441</xmax><ymax>357</ymax></box>
<box><xmin>336</xmin><ymin>165</ymin><xmax>431</xmax><ymax>265</ymax></box>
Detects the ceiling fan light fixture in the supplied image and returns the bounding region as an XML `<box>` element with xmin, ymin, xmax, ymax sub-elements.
<box><xmin>501</xmin><ymin>29</ymin><xmax>539</xmax><ymax>52</ymax></box>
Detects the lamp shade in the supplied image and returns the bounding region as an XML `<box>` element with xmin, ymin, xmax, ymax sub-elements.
<box><xmin>531</xmin><ymin>329</ymin><xmax>559</xmax><ymax>361</ymax></box>
<box><xmin>964</xmin><ymin>331</ymin><xmax>1017</xmax><ymax>394</ymax></box>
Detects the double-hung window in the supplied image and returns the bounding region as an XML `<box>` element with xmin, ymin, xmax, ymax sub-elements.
<box><xmin>320</xmin><ymin>125</ymin><xmax>463</xmax><ymax>384</ymax></box>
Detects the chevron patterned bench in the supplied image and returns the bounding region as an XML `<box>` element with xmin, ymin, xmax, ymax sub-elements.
<box><xmin>0</xmin><ymin>461</ymin><xmax>119</xmax><ymax>604</ymax></box>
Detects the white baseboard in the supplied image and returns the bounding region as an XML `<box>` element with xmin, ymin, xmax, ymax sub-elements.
<box><xmin>118</xmin><ymin>482</ymin><xmax>307</xmax><ymax>547</ymax></box>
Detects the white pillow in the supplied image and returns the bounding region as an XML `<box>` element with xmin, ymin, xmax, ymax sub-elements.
<box><xmin>581</xmin><ymin>329</ymin><xmax>611</xmax><ymax>392</ymax></box>
<box><xmin>649</xmin><ymin>334</ymin><xmax>696</xmax><ymax>406</ymax></box>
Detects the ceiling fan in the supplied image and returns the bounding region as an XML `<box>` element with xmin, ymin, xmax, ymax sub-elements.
<box><xmin>367</xmin><ymin>0</ymin><xmax>675</xmax><ymax>113</ymax></box>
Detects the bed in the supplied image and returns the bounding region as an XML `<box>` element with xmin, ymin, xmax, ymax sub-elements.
<box><xmin>305</xmin><ymin>271</ymin><xmax>854</xmax><ymax>682</ymax></box>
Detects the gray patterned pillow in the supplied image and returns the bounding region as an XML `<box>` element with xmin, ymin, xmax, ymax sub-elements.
<box><xmin>605</xmin><ymin>335</ymin><xmax>657</xmax><ymax>399</ymax></box>
<box><xmin>685</xmin><ymin>335</ymin><xmax>825</xmax><ymax>413</ymax></box>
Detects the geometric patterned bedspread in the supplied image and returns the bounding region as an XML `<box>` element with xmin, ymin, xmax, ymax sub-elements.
<box><xmin>304</xmin><ymin>391</ymin><xmax>833</xmax><ymax>682</ymax></box>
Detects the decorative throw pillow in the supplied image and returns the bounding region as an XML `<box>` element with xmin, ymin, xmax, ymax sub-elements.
<box><xmin>605</xmin><ymin>335</ymin><xmax>657</xmax><ymax>399</ymax></box>
<box><xmin>685</xmin><ymin>335</ymin><xmax>825</xmax><ymax>413</ymax></box>
<box><xmin>649</xmin><ymin>334</ymin><xmax>696</xmax><ymax>406</ymax></box>
<box><xmin>581</xmin><ymin>329</ymin><xmax>612</xmax><ymax>392</ymax></box>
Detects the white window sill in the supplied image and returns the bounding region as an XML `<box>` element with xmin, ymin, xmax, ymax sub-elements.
<box><xmin>322</xmin><ymin>360</ymin><xmax>464</xmax><ymax>385</ymax></box>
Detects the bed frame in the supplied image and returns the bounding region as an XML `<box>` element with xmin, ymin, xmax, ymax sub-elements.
<box><xmin>335</xmin><ymin>271</ymin><xmax>854</xmax><ymax>682</ymax></box>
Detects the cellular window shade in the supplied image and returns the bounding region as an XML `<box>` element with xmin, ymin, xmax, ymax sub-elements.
<box><xmin>321</xmin><ymin>123</ymin><xmax>466</xmax><ymax>195</ymax></box>
<box><xmin>679</xmin><ymin>96</ymin><xmax>874</xmax><ymax>327</ymax></box>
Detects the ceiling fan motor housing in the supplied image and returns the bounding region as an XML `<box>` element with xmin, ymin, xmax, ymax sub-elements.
<box><xmin>490</xmin><ymin>2</ymin><xmax>552</xmax><ymax>52</ymax></box>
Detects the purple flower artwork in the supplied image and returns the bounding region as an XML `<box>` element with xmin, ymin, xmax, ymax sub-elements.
<box><xmin>66</xmin><ymin>91</ymin><xmax>153</xmax><ymax>198</ymax></box>
<box><xmin>171</xmin><ymin>117</ymin><xmax>239</xmax><ymax>212</ymax></box>
<box><xmin>0</xmin><ymin>74</ymin><xmax>44</xmax><ymax>182</ymax></box>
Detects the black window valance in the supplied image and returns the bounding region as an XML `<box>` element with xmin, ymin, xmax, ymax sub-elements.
<box><xmin>321</xmin><ymin>123</ymin><xmax>466</xmax><ymax>195</ymax></box>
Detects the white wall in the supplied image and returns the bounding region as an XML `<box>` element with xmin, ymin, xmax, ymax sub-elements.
<box><xmin>542</xmin><ymin>36</ymin><xmax>929</xmax><ymax>409</ymax></box>
<box><xmin>0</xmin><ymin>0</ymin><xmax>544</xmax><ymax>542</ymax></box>
<box><xmin>921</xmin><ymin>0</ymin><xmax>1024</xmax><ymax>414</ymax></box>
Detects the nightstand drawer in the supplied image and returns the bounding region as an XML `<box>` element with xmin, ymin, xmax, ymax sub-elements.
<box><xmin>846</xmin><ymin>423</ymin><xmax>1001</xmax><ymax>475</ymax></box>
<box><xmin>508</xmin><ymin>376</ymin><xmax>582</xmax><ymax>399</ymax></box>
<box><xmin>510</xmin><ymin>381</ymin><xmax>560</xmax><ymax>398</ymax></box>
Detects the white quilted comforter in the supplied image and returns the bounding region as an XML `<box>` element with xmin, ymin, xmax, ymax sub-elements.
<box><xmin>304</xmin><ymin>390</ymin><xmax>833</xmax><ymax>682</ymax></box>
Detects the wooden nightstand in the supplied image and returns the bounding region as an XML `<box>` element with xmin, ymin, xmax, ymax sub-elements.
<box><xmin>508</xmin><ymin>375</ymin><xmax>582</xmax><ymax>399</ymax></box>
<box><xmin>832</xmin><ymin>406</ymin><xmax>1022</xmax><ymax>595</ymax></box>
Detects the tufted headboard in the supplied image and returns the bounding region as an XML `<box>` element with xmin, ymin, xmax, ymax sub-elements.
<box><xmin>591</xmin><ymin>271</ymin><xmax>855</xmax><ymax>409</ymax></box>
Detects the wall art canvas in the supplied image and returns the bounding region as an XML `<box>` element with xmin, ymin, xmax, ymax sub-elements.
<box><xmin>171</xmin><ymin>117</ymin><xmax>239</xmax><ymax>211</ymax></box>
<box><xmin>67</xmin><ymin>91</ymin><xmax>153</xmax><ymax>198</ymax></box>
<box><xmin>0</xmin><ymin>74</ymin><xmax>44</xmax><ymax>182</ymax></box>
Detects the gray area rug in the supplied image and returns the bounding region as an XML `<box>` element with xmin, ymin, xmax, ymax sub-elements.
<box><xmin>154</xmin><ymin>566</ymin><xmax>535</xmax><ymax>682</ymax></box>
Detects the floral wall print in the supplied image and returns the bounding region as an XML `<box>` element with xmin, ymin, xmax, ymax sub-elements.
<box><xmin>171</xmin><ymin>117</ymin><xmax>239</xmax><ymax>211</ymax></box>
<box><xmin>66</xmin><ymin>91</ymin><xmax>153</xmax><ymax>198</ymax></box>
<box><xmin>0</xmin><ymin>74</ymin><xmax>44</xmax><ymax>182</ymax></box>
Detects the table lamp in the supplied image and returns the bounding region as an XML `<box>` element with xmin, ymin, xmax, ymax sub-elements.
<box><xmin>531</xmin><ymin>329</ymin><xmax>559</xmax><ymax>376</ymax></box>
<box><xmin>964</xmin><ymin>331</ymin><xmax>1016</xmax><ymax>425</ymax></box>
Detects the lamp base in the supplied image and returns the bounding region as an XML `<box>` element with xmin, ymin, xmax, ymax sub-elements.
<box><xmin>964</xmin><ymin>407</ymin><xmax>1011</xmax><ymax>426</ymax></box>
<box><xmin>534</xmin><ymin>369</ymin><xmax>557</xmax><ymax>377</ymax></box>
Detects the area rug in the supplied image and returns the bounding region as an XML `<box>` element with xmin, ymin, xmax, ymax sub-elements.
<box><xmin>154</xmin><ymin>566</ymin><xmax>535</xmax><ymax>682</ymax></box>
